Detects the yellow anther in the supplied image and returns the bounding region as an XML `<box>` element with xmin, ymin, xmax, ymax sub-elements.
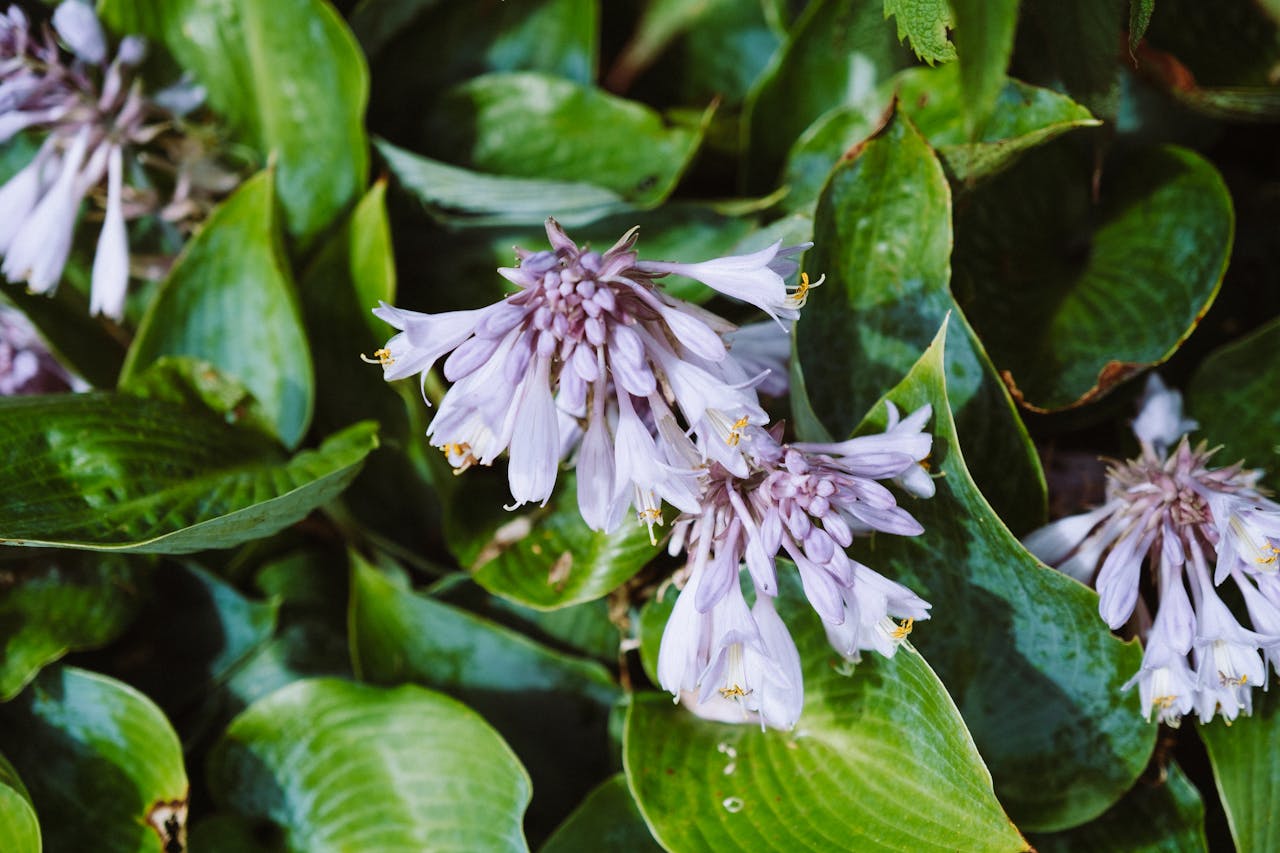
<box><xmin>1257</xmin><ymin>544</ymin><xmax>1280</xmax><ymax>565</ymax></box>
<box><xmin>1153</xmin><ymin>694</ymin><xmax>1177</xmax><ymax>709</ymax></box>
<box><xmin>440</xmin><ymin>442</ymin><xmax>478</xmax><ymax>475</ymax></box>
<box><xmin>360</xmin><ymin>348</ymin><xmax>395</xmax><ymax>366</ymax></box>
<box><xmin>726</xmin><ymin>416</ymin><xmax>750</xmax><ymax>447</ymax></box>
<box><xmin>786</xmin><ymin>272</ymin><xmax>824</xmax><ymax>308</ymax></box>
<box><xmin>1219</xmin><ymin>671</ymin><xmax>1249</xmax><ymax>687</ymax></box>
<box><xmin>891</xmin><ymin>618</ymin><xmax>914</xmax><ymax>640</ymax></box>
<box><xmin>637</xmin><ymin>507</ymin><xmax>664</xmax><ymax>545</ymax></box>
<box><xmin>718</xmin><ymin>684</ymin><xmax>752</xmax><ymax>700</ymax></box>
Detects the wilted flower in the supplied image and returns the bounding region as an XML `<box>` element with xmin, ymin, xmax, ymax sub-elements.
<box><xmin>371</xmin><ymin>218</ymin><xmax>812</xmax><ymax>525</ymax></box>
<box><xmin>1024</xmin><ymin>374</ymin><xmax>1280</xmax><ymax>724</ymax></box>
<box><xmin>656</xmin><ymin>408</ymin><xmax>935</xmax><ymax>728</ymax></box>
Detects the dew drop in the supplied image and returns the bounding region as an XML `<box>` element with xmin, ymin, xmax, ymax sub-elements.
<box><xmin>722</xmin><ymin>797</ymin><xmax>744</xmax><ymax>814</ymax></box>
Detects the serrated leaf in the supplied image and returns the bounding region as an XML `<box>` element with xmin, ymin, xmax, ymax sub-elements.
<box><xmin>0</xmin><ymin>552</ymin><xmax>142</xmax><ymax>699</ymax></box>
<box><xmin>98</xmin><ymin>0</ymin><xmax>369</xmax><ymax>241</ymax></box>
<box><xmin>206</xmin><ymin>677</ymin><xmax>532</xmax><ymax>852</ymax></box>
<box><xmin>1187</xmin><ymin>317</ymin><xmax>1280</xmax><ymax>481</ymax></box>
<box><xmin>1129</xmin><ymin>0</ymin><xmax>1154</xmax><ymax>57</ymax></box>
<box><xmin>953</xmin><ymin>142</ymin><xmax>1234</xmax><ymax>411</ymax></box>
<box><xmin>0</xmin><ymin>667</ymin><xmax>188</xmax><ymax>853</ymax></box>
<box><xmin>445</xmin><ymin>470</ymin><xmax>661</xmax><ymax>611</ymax></box>
<box><xmin>884</xmin><ymin>0</ymin><xmax>956</xmax><ymax>64</ymax></box>
<box><xmin>540</xmin><ymin>774</ymin><xmax>662</xmax><ymax>853</ymax></box>
<box><xmin>744</xmin><ymin>0</ymin><xmax>912</xmax><ymax>188</ymax></box>
<box><xmin>0</xmin><ymin>752</ymin><xmax>39</xmax><ymax>853</ymax></box>
<box><xmin>951</xmin><ymin>0</ymin><xmax>1020</xmax><ymax>137</ymax></box>
<box><xmin>121</xmin><ymin>170</ymin><xmax>314</xmax><ymax>448</ymax></box>
<box><xmin>624</xmin><ymin>576</ymin><xmax>1027</xmax><ymax>852</ymax></box>
<box><xmin>1198</xmin><ymin>686</ymin><xmax>1280</xmax><ymax>853</ymax></box>
<box><xmin>1030</xmin><ymin>763</ymin><xmax>1207</xmax><ymax>852</ymax></box>
<box><xmin>839</xmin><ymin>321</ymin><xmax>1155</xmax><ymax>830</ymax></box>
<box><xmin>377</xmin><ymin>138</ymin><xmax>634</xmax><ymax>228</ymax></box>
<box><xmin>349</xmin><ymin>554</ymin><xmax>619</xmax><ymax>837</ymax></box>
<box><xmin>794</xmin><ymin>108</ymin><xmax>1046</xmax><ymax>534</ymax></box>
<box><xmin>0</xmin><ymin>391</ymin><xmax>377</xmax><ymax>553</ymax></box>
<box><xmin>424</xmin><ymin>72</ymin><xmax>707</xmax><ymax>209</ymax></box>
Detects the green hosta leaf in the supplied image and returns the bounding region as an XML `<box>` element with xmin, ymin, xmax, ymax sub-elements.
<box><xmin>99</xmin><ymin>0</ymin><xmax>369</xmax><ymax>241</ymax></box>
<box><xmin>745</xmin><ymin>0</ymin><xmax>912</xmax><ymax>187</ymax></box>
<box><xmin>2</xmin><ymin>288</ymin><xmax>123</xmax><ymax>389</ymax></box>
<box><xmin>1198</xmin><ymin>687</ymin><xmax>1280</xmax><ymax>853</ymax></box>
<box><xmin>0</xmin><ymin>667</ymin><xmax>188</xmax><ymax>852</ymax></box>
<box><xmin>794</xmin><ymin>108</ymin><xmax>1046</xmax><ymax>535</ymax></box>
<box><xmin>842</xmin><ymin>321</ymin><xmax>1155</xmax><ymax>830</ymax></box>
<box><xmin>541</xmin><ymin>774</ymin><xmax>662</xmax><ymax>853</ymax></box>
<box><xmin>425</xmin><ymin>72</ymin><xmax>707</xmax><ymax>209</ymax></box>
<box><xmin>122</xmin><ymin>171</ymin><xmax>314</xmax><ymax>448</ymax></box>
<box><xmin>1187</xmin><ymin>317</ymin><xmax>1280</xmax><ymax>481</ymax></box>
<box><xmin>953</xmin><ymin>142</ymin><xmax>1234</xmax><ymax>411</ymax></box>
<box><xmin>206</xmin><ymin>677</ymin><xmax>532</xmax><ymax>852</ymax></box>
<box><xmin>82</xmin><ymin>564</ymin><xmax>279</xmax><ymax>743</ymax></box>
<box><xmin>624</xmin><ymin>580</ymin><xmax>1027</xmax><ymax>851</ymax></box>
<box><xmin>781</xmin><ymin>106</ymin><xmax>878</xmax><ymax>213</ymax></box>
<box><xmin>884</xmin><ymin>0</ymin><xmax>956</xmax><ymax>64</ymax></box>
<box><xmin>0</xmin><ymin>553</ymin><xmax>142</xmax><ymax>699</ymax></box>
<box><xmin>0</xmin><ymin>752</ymin><xmax>39</xmax><ymax>853</ymax></box>
<box><xmin>1030</xmin><ymin>763</ymin><xmax>1207</xmax><ymax>853</ymax></box>
<box><xmin>446</xmin><ymin>471</ymin><xmax>662</xmax><ymax>610</ymax></box>
<box><xmin>377</xmin><ymin>138</ymin><xmax>634</xmax><ymax>227</ymax></box>
<box><xmin>0</xmin><ymin>391</ymin><xmax>377</xmax><ymax>553</ymax></box>
<box><xmin>349</xmin><ymin>554</ymin><xmax>619</xmax><ymax>837</ymax></box>
<box><xmin>895</xmin><ymin>64</ymin><xmax>1101</xmax><ymax>182</ymax></box>
<box><xmin>950</xmin><ymin>0</ymin><xmax>1020</xmax><ymax>137</ymax></box>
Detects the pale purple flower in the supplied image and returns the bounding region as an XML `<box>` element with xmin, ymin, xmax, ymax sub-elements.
<box><xmin>0</xmin><ymin>3</ymin><xmax>189</xmax><ymax>320</ymax></box>
<box><xmin>724</xmin><ymin>320</ymin><xmax>791</xmax><ymax>398</ymax></box>
<box><xmin>0</xmin><ymin>303</ymin><xmax>75</xmax><ymax>394</ymax></box>
<box><xmin>1024</xmin><ymin>374</ymin><xmax>1280</xmax><ymax>723</ymax></box>
<box><xmin>372</xmin><ymin>218</ymin><xmax>799</xmax><ymax>517</ymax></box>
<box><xmin>655</xmin><ymin>408</ymin><xmax>935</xmax><ymax>724</ymax></box>
<box><xmin>638</xmin><ymin>240</ymin><xmax>823</xmax><ymax>325</ymax></box>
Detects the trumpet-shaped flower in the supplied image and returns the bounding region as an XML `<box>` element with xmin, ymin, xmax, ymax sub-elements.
<box><xmin>1024</xmin><ymin>374</ymin><xmax>1280</xmax><ymax>723</ymax></box>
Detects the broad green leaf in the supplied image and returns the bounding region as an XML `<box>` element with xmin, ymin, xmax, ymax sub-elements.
<box><xmin>1030</xmin><ymin>763</ymin><xmax>1207</xmax><ymax>853</ymax></box>
<box><xmin>425</xmin><ymin>72</ymin><xmax>707</xmax><ymax>209</ymax></box>
<box><xmin>1198</xmin><ymin>686</ymin><xmax>1280</xmax><ymax>853</ymax></box>
<box><xmin>1187</xmin><ymin>317</ymin><xmax>1280</xmax><ymax>480</ymax></box>
<box><xmin>607</xmin><ymin>0</ymin><xmax>781</xmax><ymax>108</ymax></box>
<box><xmin>349</xmin><ymin>554</ymin><xmax>619</xmax><ymax>837</ymax></box>
<box><xmin>841</xmin><ymin>321</ymin><xmax>1155</xmax><ymax>830</ymax></box>
<box><xmin>207</xmin><ymin>677</ymin><xmax>532</xmax><ymax>852</ymax></box>
<box><xmin>0</xmin><ymin>667</ymin><xmax>188</xmax><ymax>852</ymax></box>
<box><xmin>0</xmin><ymin>552</ymin><xmax>142</xmax><ymax>700</ymax></box>
<box><xmin>950</xmin><ymin>0</ymin><xmax>1020</xmax><ymax>137</ymax></box>
<box><xmin>431</xmin><ymin>575</ymin><xmax>623</xmax><ymax>662</ymax></box>
<box><xmin>1</xmin><ymin>288</ymin><xmax>122</xmax><ymax>389</ymax></box>
<box><xmin>98</xmin><ymin>0</ymin><xmax>369</xmax><ymax>240</ymax></box>
<box><xmin>122</xmin><ymin>171</ymin><xmax>314</xmax><ymax>448</ymax></box>
<box><xmin>377</xmin><ymin>138</ymin><xmax>634</xmax><ymax>228</ymax></box>
<box><xmin>744</xmin><ymin>0</ymin><xmax>911</xmax><ymax>187</ymax></box>
<box><xmin>780</xmin><ymin>106</ymin><xmax>878</xmax><ymax>213</ymax></box>
<box><xmin>794</xmin><ymin>108</ymin><xmax>1046</xmax><ymax>534</ymax></box>
<box><xmin>624</xmin><ymin>578</ymin><xmax>1027</xmax><ymax>851</ymax></box>
<box><xmin>446</xmin><ymin>471</ymin><xmax>662</xmax><ymax>610</ymax></box>
<box><xmin>0</xmin><ymin>391</ymin><xmax>377</xmax><ymax>553</ymax></box>
<box><xmin>1017</xmin><ymin>0</ymin><xmax>1124</xmax><ymax>121</ymax></box>
<box><xmin>358</xmin><ymin>0</ymin><xmax>597</xmax><ymax>148</ymax></box>
<box><xmin>884</xmin><ymin>0</ymin><xmax>956</xmax><ymax>64</ymax></box>
<box><xmin>79</xmin><ymin>564</ymin><xmax>278</xmax><ymax>742</ymax></box>
<box><xmin>0</xmin><ymin>752</ymin><xmax>39</xmax><ymax>853</ymax></box>
<box><xmin>895</xmin><ymin>64</ymin><xmax>1101</xmax><ymax>182</ymax></box>
<box><xmin>541</xmin><ymin>774</ymin><xmax>662</xmax><ymax>853</ymax></box>
<box><xmin>953</xmin><ymin>141</ymin><xmax>1233</xmax><ymax>411</ymax></box>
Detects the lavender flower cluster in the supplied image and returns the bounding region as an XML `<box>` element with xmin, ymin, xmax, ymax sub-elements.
<box><xmin>1025</xmin><ymin>376</ymin><xmax>1280</xmax><ymax>724</ymax></box>
<box><xmin>373</xmin><ymin>218</ymin><xmax>936</xmax><ymax>729</ymax></box>
<box><xmin>1</xmin><ymin>2</ymin><xmax>225</xmax><ymax>320</ymax></box>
